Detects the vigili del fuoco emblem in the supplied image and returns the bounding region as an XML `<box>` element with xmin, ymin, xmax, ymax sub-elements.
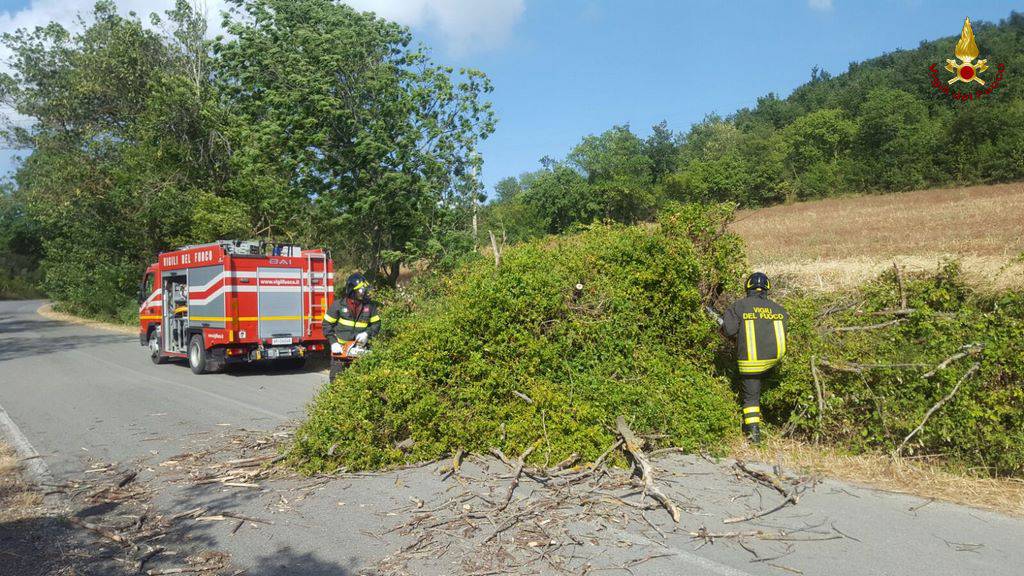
<box><xmin>945</xmin><ymin>17</ymin><xmax>987</xmax><ymax>84</ymax></box>
<box><xmin>929</xmin><ymin>16</ymin><xmax>1005</xmax><ymax>101</ymax></box>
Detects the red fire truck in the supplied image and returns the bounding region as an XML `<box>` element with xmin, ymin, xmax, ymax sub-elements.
<box><xmin>137</xmin><ymin>240</ymin><xmax>334</xmax><ymax>374</ymax></box>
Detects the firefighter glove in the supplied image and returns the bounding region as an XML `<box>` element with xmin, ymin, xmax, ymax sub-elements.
<box><xmin>355</xmin><ymin>332</ymin><xmax>369</xmax><ymax>344</ymax></box>
<box><xmin>331</xmin><ymin>342</ymin><xmax>343</xmax><ymax>354</ymax></box>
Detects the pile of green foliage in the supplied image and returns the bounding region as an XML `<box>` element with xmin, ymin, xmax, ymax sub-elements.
<box><xmin>483</xmin><ymin>13</ymin><xmax>1024</xmax><ymax>243</ymax></box>
<box><xmin>293</xmin><ymin>205</ymin><xmax>746</xmax><ymax>471</ymax></box>
<box><xmin>767</xmin><ymin>263</ymin><xmax>1024</xmax><ymax>475</ymax></box>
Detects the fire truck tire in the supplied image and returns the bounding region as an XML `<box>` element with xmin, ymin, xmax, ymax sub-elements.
<box><xmin>188</xmin><ymin>335</ymin><xmax>209</xmax><ymax>375</ymax></box>
<box><xmin>149</xmin><ymin>330</ymin><xmax>167</xmax><ymax>365</ymax></box>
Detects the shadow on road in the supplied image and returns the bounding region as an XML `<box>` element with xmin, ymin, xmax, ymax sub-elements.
<box><xmin>246</xmin><ymin>548</ymin><xmax>358</xmax><ymax>576</ymax></box>
<box><xmin>220</xmin><ymin>355</ymin><xmax>331</xmax><ymax>378</ymax></box>
<box><xmin>0</xmin><ymin>326</ymin><xmax>130</xmax><ymax>363</ymax></box>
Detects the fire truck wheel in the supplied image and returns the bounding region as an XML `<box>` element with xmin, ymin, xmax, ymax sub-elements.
<box><xmin>149</xmin><ymin>330</ymin><xmax>167</xmax><ymax>365</ymax></box>
<box><xmin>188</xmin><ymin>335</ymin><xmax>209</xmax><ymax>375</ymax></box>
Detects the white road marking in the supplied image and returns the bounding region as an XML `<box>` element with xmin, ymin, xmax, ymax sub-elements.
<box><xmin>0</xmin><ymin>398</ymin><xmax>64</xmax><ymax>510</ymax></box>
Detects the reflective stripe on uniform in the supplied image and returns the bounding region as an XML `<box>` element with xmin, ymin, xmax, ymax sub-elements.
<box><xmin>744</xmin><ymin>319</ymin><xmax>757</xmax><ymax>362</ymax></box>
<box><xmin>337</xmin><ymin>318</ymin><xmax>369</xmax><ymax>328</ymax></box>
<box><xmin>738</xmin><ymin>359</ymin><xmax>779</xmax><ymax>374</ymax></box>
<box><xmin>744</xmin><ymin>416</ymin><xmax>761</xmax><ymax>425</ymax></box>
<box><xmin>774</xmin><ymin>319</ymin><xmax>786</xmax><ymax>358</ymax></box>
<box><xmin>323</xmin><ymin>313</ymin><xmax>338</xmax><ymax>323</ymax></box>
<box><xmin>742</xmin><ymin>406</ymin><xmax>760</xmax><ymax>414</ymax></box>
<box><xmin>369</xmin><ymin>315</ymin><xmax>380</xmax><ymax>323</ymax></box>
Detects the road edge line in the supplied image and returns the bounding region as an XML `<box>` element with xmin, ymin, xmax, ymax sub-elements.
<box><xmin>0</xmin><ymin>399</ymin><xmax>66</xmax><ymax>512</ymax></box>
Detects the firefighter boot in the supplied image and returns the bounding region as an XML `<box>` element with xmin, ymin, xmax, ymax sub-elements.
<box><xmin>743</xmin><ymin>423</ymin><xmax>761</xmax><ymax>445</ymax></box>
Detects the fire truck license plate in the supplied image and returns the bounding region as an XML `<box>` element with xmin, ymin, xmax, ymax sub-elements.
<box><xmin>271</xmin><ymin>337</ymin><xmax>292</xmax><ymax>345</ymax></box>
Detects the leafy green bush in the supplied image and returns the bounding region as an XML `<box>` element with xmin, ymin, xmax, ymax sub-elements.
<box><xmin>293</xmin><ymin>204</ymin><xmax>747</xmax><ymax>471</ymax></box>
<box><xmin>766</xmin><ymin>263</ymin><xmax>1024</xmax><ymax>475</ymax></box>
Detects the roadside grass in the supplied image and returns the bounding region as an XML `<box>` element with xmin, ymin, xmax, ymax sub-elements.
<box><xmin>36</xmin><ymin>302</ymin><xmax>137</xmax><ymax>334</ymax></box>
<box><xmin>0</xmin><ymin>442</ymin><xmax>63</xmax><ymax>576</ymax></box>
<box><xmin>732</xmin><ymin>182</ymin><xmax>1024</xmax><ymax>292</ymax></box>
<box><xmin>734</xmin><ymin>437</ymin><xmax>1024</xmax><ymax>517</ymax></box>
<box><xmin>0</xmin><ymin>443</ymin><xmax>42</xmax><ymax>522</ymax></box>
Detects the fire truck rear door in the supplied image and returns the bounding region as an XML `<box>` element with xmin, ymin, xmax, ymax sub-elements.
<box><xmin>257</xmin><ymin>267</ymin><xmax>303</xmax><ymax>340</ymax></box>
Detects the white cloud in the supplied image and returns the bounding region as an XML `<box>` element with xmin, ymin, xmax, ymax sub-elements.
<box><xmin>808</xmin><ymin>0</ymin><xmax>833</xmax><ymax>11</ymax></box>
<box><xmin>0</xmin><ymin>0</ymin><xmax>524</xmax><ymax>60</ymax></box>
<box><xmin>344</xmin><ymin>0</ymin><xmax>525</xmax><ymax>55</ymax></box>
<box><xmin>0</xmin><ymin>0</ymin><xmax>230</xmax><ymax>40</ymax></box>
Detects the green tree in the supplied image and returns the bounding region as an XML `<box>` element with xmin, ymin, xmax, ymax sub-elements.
<box><xmin>214</xmin><ymin>0</ymin><xmax>496</xmax><ymax>284</ymax></box>
<box><xmin>0</xmin><ymin>1</ymin><xmax>227</xmax><ymax>317</ymax></box>
<box><xmin>567</xmin><ymin>125</ymin><xmax>656</xmax><ymax>223</ymax></box>
<box><xmin>781</xmin><ymin>108</ymin><xmax>856</xmax><ymax>199</ymax></box>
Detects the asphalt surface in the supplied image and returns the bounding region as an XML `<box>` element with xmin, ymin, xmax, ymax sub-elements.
<box><xmin>2</xmin><ymin>298</ymin><xmax>1024</xmax><ymax>576</ymax></box>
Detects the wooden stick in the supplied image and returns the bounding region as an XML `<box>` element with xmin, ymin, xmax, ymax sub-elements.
<box><xmin>817</xmin><ymin>360</ymin><xmax>930</xmax><ymax>373</ymax></box>
<box><xmin>511</xmin><ymin>390</ymin><xmax>533</xmax><ymax>404</ymax></box>
<box><xmin>489</xmin><ymin>230</ymin><xmax>501</xmax><ymax>268</ymax></box>
<box><xmin>68</xmin><ymin>517</ymin><xmax>128</xmax><ymax>545</ymax></box>
<box><xmin>922</xmin><ymin>344</ymin><xmax>983</xmax><ymax>379</ymax></box>
<box><xmin>136</xmin><ymin>546</ymin><xmax>165</xmax><ymax>572</ymax></box>
<box><xmin>615</xmin><ymin>416</ymin><xmax>680</xmax><ymax>523</ymax></box>
<box><xmin>828</xmin><ymin>318</ymin><xmax>903</xmax><ymax>333</ymax></box>
<box><xmin>895</xmin><ymin>363</ymin><xmax>980</xmax><ymax>456</ymax></box>
<box><xmin>810</xmin><ymin>356</ymin><xmax>824</xmax><ymax>428</ymax></box>
<box><xmin>893</xmin><ymin>261</ymin><xmax>907</xmax><ymax>310</ymax></box>
<box><xmin>497</xmin><ymin>442</ymin><xmax>538</xmax><ymax>511</ymax></box>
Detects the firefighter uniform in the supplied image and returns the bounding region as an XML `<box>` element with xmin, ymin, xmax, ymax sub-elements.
<box><xmin>322</xmin><ymin>298</ymin><xmax>381</xmax><ymax>343</ymax></box>
<box><xmin>721</xmin><ymin>287</ymin><xmax>789</xmax><ymax>436</ymax></box>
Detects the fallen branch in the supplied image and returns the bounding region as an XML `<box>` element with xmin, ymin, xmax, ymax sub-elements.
<box><xmin>725</xmin><ymin>461</ymin><xmax>801</xmax><ymax>524</ymax></box>
<box><xmin>511</xmin><ymin>390</ymin><xmax>534</xmax><ymax>404</ymax></box>
<box><xmin>895</xmin><ymin>363</ymin><xmax>980</xmax><ymax>456</ymax></box>
<box><xmin>893</xmin><ymin>260</ymin><xmax>907</xmax><ymax>310</ymax></box>
<box><xmin>810</xmin><ymin>356</ymin><xmax>824</xmax><ymax>428</ymax></box>
<box><xmin>68</xmin><ymin>517</ymin><xmax>128</xmax><ymax>545</ymax></box>
<box><xmin>827</xmin><ymin>318</ymin><xmax>903</xmax><ymax>333</ymax></box>
<box><xmin>146</xmin><ymin>566</ymin><xmax>223</xmax><ymax>576</ymax></box>
<box><xmin>615</xmin><ymin>416</ymin><xmax>680</xmax><ymax>523</ymax></box>
<box><xmin>733</xmin><ymin>461</ymin><xmax>789</xmax><ymax>498</ymax></box>
<box><xmin>136</xmin><ymin>546</ymin><xmax>165</xmax><ymax>573</ymax></box>
<box><xmin>817</xmin><ymin>359</ymin><xmax>930</xmax><ymax>373</ymax></box>
<box><xmin>922</xmin><ymin>344</ymin><xmax>983</xmax><ymax>379</ymax></box>
<box><xmin>495</xmin><ymin>442</ymin><xmax>538</xmax><ymax>511</ymax></box>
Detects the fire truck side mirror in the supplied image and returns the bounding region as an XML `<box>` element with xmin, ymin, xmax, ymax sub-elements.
<box><xmin>137</xmin><ymin>283</ymin><xmax>146</xmax><ymax>305</ymax></box>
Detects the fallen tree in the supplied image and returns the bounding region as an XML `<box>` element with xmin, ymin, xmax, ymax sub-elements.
<box><xmin>765</xmin><ymin>262</ymin><xmax>1024</xmax><ymax>476</ymax></box>
<box><xmin>292</xmin><ymin>204</ymin><xmax>748</xmax><ymax>472</ymax></box>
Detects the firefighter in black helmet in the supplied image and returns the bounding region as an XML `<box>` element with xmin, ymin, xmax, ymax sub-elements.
<box><xmin>720</xmin><ymin>272</ymin><xmax>789</xmax><ymax>444</ymax></box>
<box><xmin>322</xmin><ymin>273</ymin><xmax>381</xmax><ymax>349</ymax></box>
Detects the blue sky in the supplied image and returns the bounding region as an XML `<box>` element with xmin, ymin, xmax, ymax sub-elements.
<box><xmin>0</xmin><ymin>0</ymin><xmax>1017</xmax><ymax>194</ymax></box>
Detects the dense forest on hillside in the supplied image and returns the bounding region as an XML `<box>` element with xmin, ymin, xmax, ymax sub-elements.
<box><xmin>481</xmin><ymin>13</ymin><xmax>1024</xmax><ymax>242</ymax></box>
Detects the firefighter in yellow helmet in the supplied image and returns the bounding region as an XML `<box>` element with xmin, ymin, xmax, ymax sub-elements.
<box><xmin>322</xmin><ymin>273</ymin><xmax>380</xmax><ymax>348</ymax></box>
<box><xmin>721</xmin><ymin>272</ymin><xmax>789</xmax><ymax>444</ymax></box>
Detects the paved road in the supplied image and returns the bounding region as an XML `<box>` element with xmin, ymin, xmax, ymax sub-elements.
<box><xmin>2</xmin><ymin>298</ymin><xmax>1024</xmax><ymax>576</ymax></box>
<box><xmin>0</xmin><ymin>299</ymin><xmax>323</xmax><ymax>479</ymax></box>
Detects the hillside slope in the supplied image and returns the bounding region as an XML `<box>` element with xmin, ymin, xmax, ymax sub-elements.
<box><xmin>732</xmin><ymin>182</ymin><xmax>1024</xmax><ymax>292</ymax></box>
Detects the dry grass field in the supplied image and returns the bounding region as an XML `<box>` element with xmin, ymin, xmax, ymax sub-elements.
<box><xmin>734</xmin><ymin>438</ymin><xmax>1024</xmax><ymax>517</ymax></box>
<box><xmin>731</xmin><ymin>182</ymin><xmax>1024</xmax><ymax>292</ymax></box>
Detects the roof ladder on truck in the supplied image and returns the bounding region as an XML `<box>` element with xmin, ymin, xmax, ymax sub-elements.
<box><xmin>304</xmin><ymin>251</ymin><xmax>329</xmax><ymax>337</ymax></box>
